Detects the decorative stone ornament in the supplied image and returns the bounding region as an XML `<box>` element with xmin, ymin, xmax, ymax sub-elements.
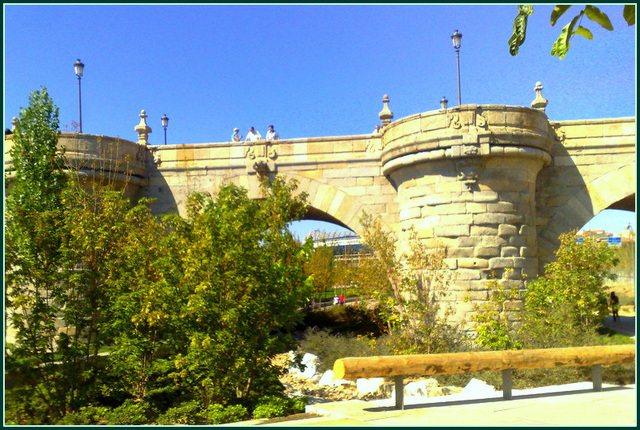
<box><xmin>455</xmin><ymin>157</ymin><xmax>483</xmax><ymax>190</ymax></box>
<box><xmin>134</xmin><ymin>110</ymin><xmax>152</xmax><ymax>145</ymax></box>
<box><xmin>378</xmin><ymin>94</ymin><xmax>394</xmax><ymax>127</ymax></box>
<box><xmin>245</xmin><ymin>140</ymin><xmax>277</xmax><ymax>177</ymax></box>
<box><xmin>553</xmin><ymin>123</ymin><xmax>566</xmax><ymax>144</ymax></box>
<box><xmin>531</xmin><ymin>82</ymin><xmax>548</xmax><ymax>112</ymax></box>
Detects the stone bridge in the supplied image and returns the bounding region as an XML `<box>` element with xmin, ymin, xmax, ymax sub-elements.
<box><xmin>5</xmin><ymin>87</ymin><xmax>635</xmax><ymax>322</ymax></box>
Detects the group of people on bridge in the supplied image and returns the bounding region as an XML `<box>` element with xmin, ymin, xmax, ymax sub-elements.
<box><xmin>232</xmin><ymin>125</ymin><xmax>279</xmax><ymax>143</ymax></box>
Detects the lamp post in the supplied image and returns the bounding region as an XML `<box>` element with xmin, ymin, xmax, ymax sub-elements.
<box><xmin>440</xmin><ymin>96</ymin><xmax>448</xmax><ymax>110</ymax></box>
<box><xmin>161</xmin><ymin>114</ymin><xmax>169</xmax><ymax>145</ymax></box>
<box><xmin>451</xmin><ymin>30</ymin><xmax>462</xmax><ymax>106</ymax></box>
<box><xmin>74</xmin><ymin>59</ymin><xmax>84</xmax><ymax>133</ymax></box>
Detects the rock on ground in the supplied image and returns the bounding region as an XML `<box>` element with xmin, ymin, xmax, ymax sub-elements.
<box><xmin>272</xmin><ymin>353</ymin><xmax>464</xmax><ymax>404</ymax></box>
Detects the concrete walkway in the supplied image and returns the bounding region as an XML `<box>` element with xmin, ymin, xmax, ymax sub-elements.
<box><xmin>278</xmin><ymin>382</ymin><xmax>636</xmax><ymax>426</ymax></box>
<box><xmin>603</xmin><ymin>315</ymin><xmax>636</xmax><ymax>338</ymax></box>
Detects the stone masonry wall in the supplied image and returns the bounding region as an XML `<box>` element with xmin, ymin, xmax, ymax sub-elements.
<box><xmin>535</xmin><ymin>117</ymin><xmax>636</xmax><ymax>270</ymax></box>
<box><xmin>380</xmin><ymin>105</ymin><xmax>553</xmax><ymax>323</ymax></box>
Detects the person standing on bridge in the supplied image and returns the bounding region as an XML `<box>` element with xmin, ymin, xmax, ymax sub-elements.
<box><xmin>231</xmin><ymin>128</ymin><xmax>243</xmax><ymax>142</ymax></box>
<box><xmin>266</xmin><ymin>125</ymin><xmax>280</xmax><ymax>140</ymax></box>
<box><xmin>245</xmin><ymin>126</ymin><xmax>261</xmax><ymax>142</ymax></box>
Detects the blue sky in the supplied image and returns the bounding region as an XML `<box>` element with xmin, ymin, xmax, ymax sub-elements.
<box><xmin>3</xmin><ymin>4</ymin><xmax>636</xmax><ymax>238</ymax></box>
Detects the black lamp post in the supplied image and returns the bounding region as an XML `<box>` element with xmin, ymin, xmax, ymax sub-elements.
<box><xmin>451</xmin><ymin>30</ymin><xmax>462</xmax><ymax>106</ymax></box>
<box><xmin>74</xmin><ymin>59</ymin><xmax>84</xmax><ymax>133</ymax></box>
<box><xmin>161</xmin><ymin>114</ymin><xmax>169</xmax><ymax>145</ymax></box>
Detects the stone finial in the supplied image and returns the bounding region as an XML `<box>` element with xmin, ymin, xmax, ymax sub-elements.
<box><xmin>134</xmin><ymin>110</ymin><xmax>152</xmax><ymax>145</ymax></box>
<box><xmin>531</xmin><ymin>82</ymin><xmax>548</xmax><ymax>112</ymax></box>
<box><xmin>11</xmin><ymin>117</ymin><xmax>19</xmax><ymax>131</ymax></box>
<box><xmin>379</xmin><ymin>94</ymin><xmax>394</xmax><ymax>127</ymax></box>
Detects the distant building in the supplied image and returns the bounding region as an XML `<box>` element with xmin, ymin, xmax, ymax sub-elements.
<box><xmin>576</xmin><ymin>228</ymin><xmax>635</xmax><ymax>246</ymax></box>
<box><xmin>308</xmin><ymin>230</ymin><xmax>367</xmax><ymax>260</ymax></box>
<box><xmin>576</xmin><ymin>229</ymin><xmax>612</xmax><ymax>241</ymax></box>
<box><xmin>618</xmin><ymin>229</ymin><xmax>635</xmax><ymax>244</ymax></box>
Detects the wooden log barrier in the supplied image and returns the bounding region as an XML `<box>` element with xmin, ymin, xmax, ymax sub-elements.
<box><xmin>333</xmin><ymin>344</ymin><xmax>635</xmax><ymax>409</ymax></box>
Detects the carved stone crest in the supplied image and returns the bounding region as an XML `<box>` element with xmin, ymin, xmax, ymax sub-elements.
<box><xmin>455</xmin><ymin>158</ymin><xmax>483</xmax><ymax>191</ymax></box>
<box><xmin>245</xmin><ymin>141</ymin><xmax>277</xmax><ymax>176</ymax></box>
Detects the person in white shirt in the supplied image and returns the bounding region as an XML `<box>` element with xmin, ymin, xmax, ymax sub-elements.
<box><xmin>245</xmin><ymin>126</ymin><xmax>261</xmax><ymax>142</ymax></box>
<box><xmin>372</xmin><ymin>125</ymin><xmax>381</xmax><ymax>134</ymax></box>
<box><xmin>266</xmin><ymin>125</ymin><xmax>280</xmax><ymax>140</ymax></box>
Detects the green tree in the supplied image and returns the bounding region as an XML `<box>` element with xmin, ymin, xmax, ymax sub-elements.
<box><xmin>170</xmin><ymin>177</ymin><xmax>313</xmax><ymax>407</ymax></box>
<box><xmin>304</xmin><ymin>244</ymin><xmax>336</xmax><ymax>307</ymax></box>
<box><xmin>59</xmin><ymin>183</ymin><xmax>187</xmax><ymax>403</ymax></box>
<box><xmin>5</xmin><ymin>89</ymin><xmax>186</xmax><ymax>422</ymax></box>
<box><xmin>523</xmin><ymin>231</ymin><xmax>618</xmax><ymax>327</ymax></box>
<box><xmin>509</xmin><ymin>5</ymin><xmax>635</xmax><ymax>59</ymax></box>
<box><xmin>466</xmin><ymin>272</ymin><xmax>524</xmax><ymax>351</ymax></box>
<box><xmin>355</xmin><ymin>213</ymin><xmax>460</xmax><ymax>354</ymax></box>
<box><xmin>470</xmin><ymin>231</ymin><xmax>621</xmax><ymax>351</ymax></box>
<box><xmin>614</xmin><ymin>241</ymin><xmax>635</xmax><ymax>272</ymax></box>
<box><xmin>4</xmin><ymin>88</ymin><xmax>75</xmax><ymax>422</ymax></box>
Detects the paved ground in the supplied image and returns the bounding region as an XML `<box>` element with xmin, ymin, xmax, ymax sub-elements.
<box><xmin>227</xmin><ymin>315</ymin><xmax>636</xmax><ymax>426</ymax></box>
<box><xmin>603</xmin><ymin>314</ymin><xmax>635</xmax><ymax>338</ymax></box>
<box><xmin>280</xmin><ymin>383</ymin><xmax>636</xmax><ymax>426</ymax></box>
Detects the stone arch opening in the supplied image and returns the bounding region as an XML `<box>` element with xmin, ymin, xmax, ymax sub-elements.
<box><xmin>280</xmin><ymin>173</ymin><xmax>389</xmax><ymax>237</ymax></box>
<box><xmin>537</xmin><ymin>163</ymin><xmax>636</xmax><ymax>268</ymax></box>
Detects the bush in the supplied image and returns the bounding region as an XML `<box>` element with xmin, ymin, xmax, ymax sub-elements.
<box><xmin>55</xmin><ymin>406</ymin><xmax>110</xmax><ymax>425</ymax></box>
<box><xmin>142</xmin><ymin>385</ymin><xmax>188</xmax><ymax>414</ymax></box>
<box><xmin>524</xmin><ymin>231</ymin><xmax>617</xmax><ymax>328</ymax></box>
<box><xmin>602</xmin><ymin>363</ymin><xmax>635</xmax><ymax>385</ymax></box>
<box><xmin>301</xmin><ymin>329</ymin><xmax>391</xmax><ymax>372</ymax></box>
<box><xmin>156</xmin><ymin>401</ymin><xmax>203</xmax><ymax>425</ymax></box>
<box><xmin>252</xmin><ymin>395</ymin><xmax>307</xmax><ymax>419</ymax></box>
<box><xmin>204</xmin><ymin>404</ymin><xmax>250</xmax><ymax>424</ymax></box>
<box><xmin>103</xmin><ymin>399</ymin><xmax>150</xmax><ymax>425</ymax></box>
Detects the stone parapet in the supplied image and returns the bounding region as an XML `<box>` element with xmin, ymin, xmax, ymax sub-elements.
<box><xmin>5</xmin><ymin>133</ymin><xmax>148</xmax><ymax>198</ymax></box>
<box><xmin>381</xmin><ymin>105</ymin><xmax>553</xmax><ymax>178</ymax></box>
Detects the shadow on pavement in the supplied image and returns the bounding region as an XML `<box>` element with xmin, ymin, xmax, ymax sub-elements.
<box><xmin>604</xmin><ymin>315</ymin><xmax>635</xmax><ymax>337</ymax></box>
<box><xmin>363</xmin><ymin>385</ymin><xmax>634</xmax><ymax>412</ymax></box>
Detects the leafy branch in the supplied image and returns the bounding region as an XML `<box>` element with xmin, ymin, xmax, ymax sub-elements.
<box><xmin>510</xmin><ymin>5</ymin><xmax>635</xmax><ymax>59</ymax></box>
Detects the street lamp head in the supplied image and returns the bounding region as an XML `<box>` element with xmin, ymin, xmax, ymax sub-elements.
<box><xmin>451</xmin><ymin>30</ymin><xmax>462</xmax><ymax>50</ymax></box>
<box><xmin>440</xmin><ymin>97</ymin><xmax>448</xmax><ymax>110</ymax></box>
<box><xmin>161</xmin><ymin>114</ymin><xmax>169</xmax><ymax>128</ymax></box>
<box><xmin>74</xmin><ymin>59</ymin><xmax>84</xmax><ymax>78</ymax></box>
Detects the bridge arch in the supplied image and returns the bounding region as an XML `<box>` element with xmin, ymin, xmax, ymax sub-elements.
<box><xmin>537</xmin><ymin>162</ymin><xmax>636</xmax><ymax>267</ymax></box>
<box><xmin>220</xmin><ymin>172</ymin><xmax>385</xmax><ymax>237</ymax></box>
<box><xmin>285</xmin><ymin>173</ymin><xmax>374</xmax><ymax>236</ymax></box>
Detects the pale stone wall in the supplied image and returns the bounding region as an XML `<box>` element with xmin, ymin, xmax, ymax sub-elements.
<box><xmin>142</xmin><ymin>134</ymin><xmax>399</xmax><ymax>234</ymax></box>
<box><xmin>4</xmin><ymin>132</ymin><xmax>148</xmax><ymax>200</ymax></box>
<box><xmin>535</xmin><ymin>117</ymin><xmax>636</xmax><ymax>270</ymax></box>
<box><xmin>380</xmin><ymin>105</ymin><xmax>553</xmax><ymax>322</ymax></box>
